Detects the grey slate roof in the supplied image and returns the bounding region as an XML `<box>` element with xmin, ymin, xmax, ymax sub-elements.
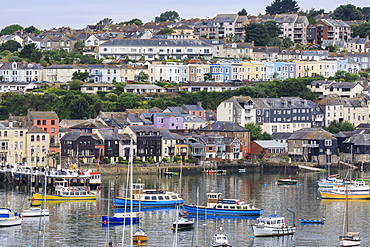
<box><xmin>60</xmin><ymin>130</ymin><xmax>94</xmax><ymax>141</ymax></box>
<box><xmin>183</xmin><ymin>104</ymin><xmax>205</xmax><ymax>111</ymax></box>
<box><xmin>201</xmin><ymin>121</ymin><xmax>249</xmax><ymax>132</ymax></box>
<box><xmin>343</xmin><ymin>134</ymin><xmax>370</xmax><ymax>145</ymax></box>
<box><xmin>272</xmin><ymin>132</ymin><xmax>293</xmax><ymax>140</ymax></box>
<box><xmin>288</xmin><ymin>128</ymin><xmax>335</xmax><ymax>140</ymax></box>
<box><xmin>96</xmin><ymin>129</ymin><xmax>121</xmax><ymax>140</ymax></box>
<box><xmin>100</xmin><ymin>38</ymin><xmax>212</xmax><ymax>47</ymax></box>
<box><xmin>253</xmin><ymin>140</ymin><xmax>285</xmax><ymax>148</ymax></box>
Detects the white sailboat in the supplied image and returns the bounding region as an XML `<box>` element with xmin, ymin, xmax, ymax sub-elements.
<box><xmin>339</xmin><ymin>184</ymin><xmax>361</xmax><ymax>246</ymax></box>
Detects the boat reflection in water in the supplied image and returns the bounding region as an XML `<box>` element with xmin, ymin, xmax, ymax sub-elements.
<box><xmin>252</xmin><ymin>235</ymin><xmax>295</xmax><ymax>246</ymax></box>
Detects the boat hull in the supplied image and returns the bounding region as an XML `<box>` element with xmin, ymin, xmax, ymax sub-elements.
<box><xmin>250</xmin><ymin>225</ymin><xmax>295</xmax><ymax>237</ymax></box>
<box><xmin>102</xmin><ymin>216</ymin><xmax>140</xmax><ymax>224</ymax></box>
<box><xmin>184</xmin><ymin>205</ymin><xmax>263</xmax><ymax>216</ymax></box>
<box><xmin>33</xmin><ymin>192</ymin><xmax>96</xmax><ymax>201</ymax></box>
<box><xmin>133</xmin><ymin>235</ymin><xmax>148</xmax><ymax>243</ymax></box>
<box><xmin>277</xmin><ymin>179</ymin><xmax>298</xmax><ymax>185</ymax></box>
<box><xmin>113</xmin><ymin>197</ymin><xmax>184</xmax><ymax>207</ymax></box>
<box><xmin>299</xmin><ymin>219</ymin><xmax>324</xmax><ymax>224</ymax></box>
<box><xmin>0</xmin><ymin>217</ymin><xmax>22</xmax><ymax>227</ymax></box>
<box><xmin>320</xmin><ymin>191</ymin><xmax>370</xmax><ymax>200</ymax></box>
<box><xmin>339</xmin><ymin>239</ymin><xmax>361</xmax><ymax>246</ymax></box>
<box><xmin>21</xmin><ymin>208</ymin><xmax>49</xmax><ymax>217</ymax></box>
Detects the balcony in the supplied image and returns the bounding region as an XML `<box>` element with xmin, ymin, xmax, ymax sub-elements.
<box><xmin>302</xmin><ymin>143</ymin><xmax>319</xmax><ymax>148</ymax></box>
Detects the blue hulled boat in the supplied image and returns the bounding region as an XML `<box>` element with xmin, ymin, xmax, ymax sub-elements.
<box><xmin>112</xmin><ymin>183</ymin><xmax>184</xmax><ymax>207</ymax></box>
<box><xmin>102</xmin><ymin>212</ymin><xmax>141</xmax><ymax>225</ymax></box>
<box><xmin>300</xmin><ymin>218</ymin><xmax>325</xmax><ymax>224</ymax></box>
<box><xmin>184</xmin><ymin>192</ymin><xmax>263</xmax><ymax>216</ymax></box>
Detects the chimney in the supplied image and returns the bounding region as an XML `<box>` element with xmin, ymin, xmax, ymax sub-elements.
<box><xmin>197</xmin><ymin>102</ymin><xmax>202</xmax><ymax>108</ymax></box>
<box><xmin>207</xmin><ymin>122</ymin><xmax>211</xmax><ymax>130</ymax></box>
<box><xmin>222</xmin><ymin>122</ymin><xmax>226</xmax><ymax>131</ymax></box>
<box><xmin>9</xmin><ymin>121</ymin><xmax>13</xmax><ymax>128</ymax></box>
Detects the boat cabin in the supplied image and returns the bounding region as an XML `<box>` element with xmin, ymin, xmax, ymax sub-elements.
<box><xmin>257</xmin><ymin>214</ymin><xmax>285</xmax><ymax>226</ymax></box>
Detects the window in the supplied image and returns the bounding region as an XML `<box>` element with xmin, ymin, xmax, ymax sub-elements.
<box><xmin>42</xmin><ymin>120</ymin><xmax>46</xmax><ymax>125</ymax></box>
<box><xmin>42</xmin><ymin>135</ymin><xmax>46</xmax><ymax>141</ymax></box>
<box><xmin>37</xmin><ymin>120</ymin><xmax>41</xmax><ymax>125</ymax></box>
<box><xmin>51</xmin><ymin>120</ymin><xmax>55</xmax><ymax>125</ymax></box>
<box><xmin>4</xmin><ymin>131</ymin><xmax>7</xmax><ymax>137</ymax></box>
<box><xmin>14</xmin><ymin>131</ymin><xmax>18</xmax><ymax>137</ymax></box>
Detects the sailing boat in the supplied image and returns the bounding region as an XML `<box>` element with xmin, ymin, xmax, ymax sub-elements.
<box><xmin>339</xmin><ymin>183</ymin><xmax>361</xmax><ymax>246</ymax></box>
<box><xmin>22</xmin><ymin>172</ymin><xmax>49</xmax><ymax>217</ymax></box>
<box><xmin>127</xmin><ymin>139</ymin><xmax>148</xmax><ymax>245</ymax></box>
<box><xmin>277</xmin><ymin>161</ymin><xmax>298</xmax><ymax>185</ymax></box>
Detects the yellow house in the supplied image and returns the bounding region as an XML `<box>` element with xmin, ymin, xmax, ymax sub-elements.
<box><xmin>241</xmin><ymin>61</ymin><xmax>265</xmax><ymax>80</ymax></box>
<box><xmin>26</xmin><ymin>126</ymin><xmax>50</xmax><ymax>167</ymax></box>
<box><xmin>0</xmin><ymin>125</ymin><xmax>28</xmax><ymax>165</ymax></box>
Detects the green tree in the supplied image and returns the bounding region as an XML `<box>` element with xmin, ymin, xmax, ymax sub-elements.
<box><xmin>245</xmin><ymin>23</ymin><xmax>270</xmax><ymax>46</ymax></box>
<box><xmin>351</xmin><ymin>22</ymin><xmax>370</xmax><ymax>38</ymax></box>
<box><xmin>238</xmin><ymin>8</ymin><xmax>248</xmax><ymax>16</ymax></box>
<box><xmin>282</xmin><ymin>36</ymin><xmax>294</xmax><ymax>48</ymax></box>
<box><xmin>325</xmin><ymin>45</ymin><xmax>338</xmax><ymax>52</ymax></box>
<box><xmin>0</xmin><ymin>24</ymin><xmax>23</xmax><ymax>35</ymax></box>
<box><xmin>334</xmin><ymin>70</ymin><xmax>359</xmax><ymax>82</ymax></box>
<box><xmin>0</xmin><ymin>40</ymin><xmax>22</xmax><ymax>52</ymax></box>
<box><xmin>24</xmin><ymin>25</ymin><xmax>40</xmax><ymax>34</ymax></box>
<box><xmin>156</xmin><ymin>28</ymin><xmax>174</xmax><ymax>35</ymax></box>
<box><xmin>262</xmin><ymin>132</ymin><xmax>273</xmax><ymax>140</ymax></box>
<box><xmin>204</xmin><ymin>73</ymin><xmax>213</xmax><ymax>81</ymax></box>
<box><xmin>68</xmin><ymin>80</ymin><xmax>82</xmax><ymax>90</ymax></box>
<box><xmin>70</xmin><ymin>97</ymin><xmax>93</xmax><ymax>119</ymax></box>
<box><xmin>72</xmin><ymin>72</ymin><xmax>89</xmax><ymax>82</ymax></box>
<box><xmin>8</xmin><ymin>56</ymin><xmax>22</xmax><ymax>62</ymax></box>
<box><xmin>245</xmin><ymin>123</ymin><xmax>264</xmax><ymax>141</ymax></box>
<box><xmin>265</xmin><ymin>0</ymin><xmax>300</xmax><ymax>15</ymax></box>
<box><xmin>104</xmin><ymin>93</ymin><xmax>118</xmax><ymax>102</ymax></box>
<box><xmin>19</xmin><ymin>43</ymin><xmax>42</xmax><ymax>62</ymax></box>
<box><xmin>333</xmin><ymin>4</ymin><xmax>362</xmax><ymax>21</ymax></box>
<box><xmin>264</xmin><ymin>21</ymin><xmax>281</xmax><ymax>39</ymax></box>
<box><xmin>325</xmin><ymin>120</ymin><xmax>355</xmax><ymax>134</ymax></box>
<box><xmin>97</xmin><ymin>18</ymin><xmax>113</xmax><ymax>26</ymax></box>
<box><xmin>117</xmin><ymin>93</ymin><xmax>140</xmax><ymax>109</ymax></box>
<box><xmin>155</xmin><ymin>11</ymin><xmax>180</xmax><ymax>22</ymax></box>
<box><xmin>268</xmin><ymin>37</ymin><xmax>283</xmax><ymax>47</ymax></box>
<box><xmin>359</xmin><ymin>7</ymin><xmax>370</xmax><ymax>21</ymax></box>
<box><xmin>138</xmin><ymin>71</ymin><xmax>149</xmax><ymax>81</ymax></box>
<box><xmin>122</xmin><ymin>18</ymin><xmax>143</xmax><ymax>26</ymax></box>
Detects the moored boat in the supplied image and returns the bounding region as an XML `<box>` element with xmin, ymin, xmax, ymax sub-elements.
<box><xmin>102</xmin><ymin>212</ymin><xmax>141</xmax><ymax>225</ymax></box>
<box><xmin>250</xmin><ymin>214</ymin><xmax>295</xmax><ymax>237</ymax></box>
<box><xmin>184</xmin><ymin>192</ymin><xmax>263</xmax><ymax>216</ymax></box>
<box><xmin>277</xmin><ymin>177</ymin><xmax>298</xmax><ymax>185</ymax></box>
<box><xmin>299</xmin><ymin>218</ymin><xmax>325</xmax><ymax>224</ymax></box>
<box><xmin>133</xmin><ymin>228</ymin><xmax>148</xmax><ymax>244</ymax></box>
<box><xmin>32</xmin><ymin>179</ymin><xmax>96</xmax><ymax>201</ymax></box>
<box><xmin>211</xmin><ymin>227</ymin><xmax>232</xmax><ymax>247</ymax></box>
<box><xmin>320</xmin><ymin>181</ymin><xmax>370</xmax><ymax>200</ymax></box>
<box><xmin>21</xmin><ymin>207</ymin><xmax>49</xmax><ymax>217</ymax></box>
<box><xmin>0</xmin><ymin>208</ymin><xmax>22</xmax><ymax>227</ymax></box>
<box><xmin>172</xmin><ymin>212</ymin><xmax>195</xmax><ymax>230</ymax></box>
<box><xmin>112</xmin><ymin>183</ymin><xmax>183</xmax><ymax>207</ymax></box>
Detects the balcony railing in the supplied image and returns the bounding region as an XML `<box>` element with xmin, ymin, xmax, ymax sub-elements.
<box><xmin>302</xmin><ymin>144</ymin><xmax>319</xmax><ymax>148</ymax></box>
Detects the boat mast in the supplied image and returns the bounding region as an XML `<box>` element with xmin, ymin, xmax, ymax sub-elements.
<box><xmin>129</xmin><ymin>137</ymin><xmax>134</xmax><ymax>247</ymax></box>
<box><xmin>345</xmin><ymin>183</ymin><xmax>349</xmax><ymax>234</ymax></box>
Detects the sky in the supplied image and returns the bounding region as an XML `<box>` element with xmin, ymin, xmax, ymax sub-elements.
<box><xmin>1</xmin><ymin>0</ymin><xmax>368</xmax><ymax>30</ymax></box>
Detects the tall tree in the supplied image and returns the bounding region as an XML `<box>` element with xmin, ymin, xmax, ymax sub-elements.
<box><xmin>333</xmin><ymin>4</ymin><xmax>362</xmax><ymax>21</ymax></box>
<box><xmin>0</xmin><ymin>24</ymin><xmax>23</xmax><ymax>35</ymax></box>
<box><xmin>265</xmin><ymin>0</ymin><xmax>300</xmax><ymax>15</ymax></box>
<box><xmin>19</xmin><ymin>43</ymin><xmax>42</xmax><ymax>63</ymax></box>
<box><xmin>359</xmin><ymin>7</ymin><xmax>370</xmax><ymax>21</ymax></box>
<box><xmin>24</xmin><ymin>25</ymin><xmax>41</xmax><ymax>34</ymax></box>
<box><xmin>245</xmin><ymin>23</ymin><xmax>270</xmax><ymax>46</ymax></box>
<box><xmin>264</xmin><ymin>21</ymin><xmax>281</xmax><ymax>39</ymax></box>
<box><xmin>245</xmin><ymin>123</ymin><xmax>263</xmax><ymax>141</ymax></box>
<box><xmin>156</xmin><ymin>28</ymin><xmax>174</xmax><ymax>35</ymax></box>
<box><xmin>238</xmin><ymin>8</ymin><xmax>248</xmax><ymax>16</ymax></box>
<box><xmin>0</xmin><ymin>40</ymin><xmax>21</xmax><ymax>52</ymax></box>
<box><xmin>300</xmin><ymin>8</ymin><xmax>325</xmax><ymax>24</ymax></box>
<box><xmin>351</xmin><ymin>22</ymin><xmax>370</xmax><ymax>38</ymax></box>
<box><xmin>121</xmin><ymin>18</ymin><xmax>143</xmax><ymax>26</ymax></box>
<box><xmin>155</xmin><ymin>11</ymin><xmax>180</xmax><ymax>22</ymax></box>
<box><xmin>96</xmin><ymin>18</ymin><xmax>113</xmax><ymax>26</ymax></box>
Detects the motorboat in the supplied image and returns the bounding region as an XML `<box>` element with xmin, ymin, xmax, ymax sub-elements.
<box><xmin>320</xmin><ymin>181</ymin><xmax>370</xmax><ymax>200</ymax></box>
<box><xmin>21</xmin><ymin>207</ymin><xmax>49</xmax><ymax>217</ymax></box>
<box><xmin>32</xmin><ymin>179</ymin><xmax>96</xmax><ymax>201</ymax></box>
<box><xmin>339</xmin><ymin>232</ymin><xmax>361</xmax><ymax>246</ymax></box>
<box><xmin>184</xmin><ymin>192</ymin><xmax>263</xmax><ymax>216</ymax></box>
<box><xmin>250</xmin><ymin>214</ymin><xmax>295</xmax><ymax>237</ymax></box>
<box><xmin>113</xmin><ymin>183</ymin><xmax>183</xmax><ymax>207</ymax></box>
<box><xmin>172</xmin><ymin>212</ymin><xmax>195</xmax><ymax>230</ymax></box>
<box><xmin>0</xmin><ymin>208</ymin><xmax>22</xmax><ymax>227</ymax></box>
<box><xmin>211</xmin><ymin>227</ymin><xmax>232</xmax><ymax>247</ymax></box>
<box><xmin>277</xmin><ymin>177</ymin><xmax>298</xmax><ymax>185</ymax></box>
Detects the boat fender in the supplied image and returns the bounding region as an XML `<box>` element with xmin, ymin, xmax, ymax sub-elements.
<box><xmin>62</xmin><ymin>188</ymin><xmax>65</xmax><ymax>191</ymax></box>
<box><xmin>282</xmin><ymin>223</ymin><xmax>285</xmax><ymax>228</ymax></box>
<box><xmin>84</xmin><ymin>187</ymin><xmax>88</xmax><ymax>191</ymax></box>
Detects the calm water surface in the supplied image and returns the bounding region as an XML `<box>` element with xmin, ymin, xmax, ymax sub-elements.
<box><xmin>1</xmin><ymin>169</ymin><xmax>370</xmax><ymax>247</ymax></box>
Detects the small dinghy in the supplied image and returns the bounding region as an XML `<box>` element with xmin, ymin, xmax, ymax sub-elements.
<box><xmin>300</xmin><ymin>218</ymin><xmax>325</xmax><ymax>224</ymax></box>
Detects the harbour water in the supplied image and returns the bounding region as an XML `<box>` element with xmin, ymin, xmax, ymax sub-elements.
<box><xmin>1</xmin><ymin>169</ymin><xmax>370</xmax><ymax>246</ymax></box>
